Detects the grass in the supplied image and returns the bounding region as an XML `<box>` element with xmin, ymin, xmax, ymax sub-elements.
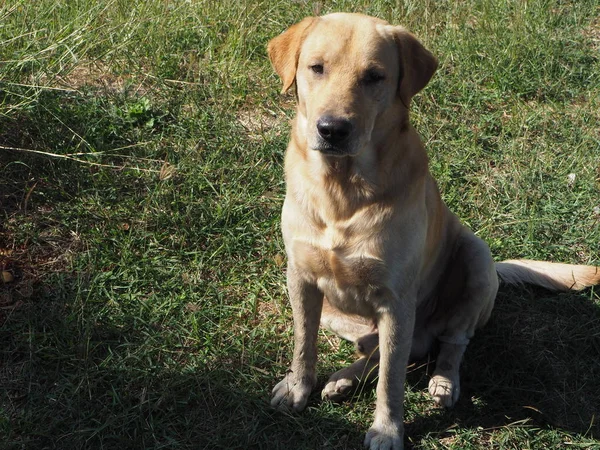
<box><xmin>1</xmin><ymin>0</ymin><xmax>599</xmax><ymax>448</ymax></box>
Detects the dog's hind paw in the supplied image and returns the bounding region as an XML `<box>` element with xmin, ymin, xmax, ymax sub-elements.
<box><xmin>321</xmin><ymin>376</ymin><xmax>356</xmax><ymax>402</ymax></box>
<box><xmin>321</xmin><ymin>356</ymin><xmax>379</xmax><ymax>402</ymax></box>
<box><xmin>428</xmin><ymin>373</ymin><xmax>460</xmax><ymax>408</ymax></box>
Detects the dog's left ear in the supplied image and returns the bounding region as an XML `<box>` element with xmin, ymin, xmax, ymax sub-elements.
<box><xmin>267</xmin><ymin>17</ymin><xmax>316</xmax><ymax>93</ymax></box>
<box><xmin>392</xmin><ymin>27</ymin><xmax>438</xmax><ymax>106</ymax></box>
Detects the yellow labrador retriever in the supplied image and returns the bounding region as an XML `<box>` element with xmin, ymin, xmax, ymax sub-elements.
<box><xmin>267</xmin><ymin>12</ymin><xmax>600</xmax><ymax>450</ymax></box>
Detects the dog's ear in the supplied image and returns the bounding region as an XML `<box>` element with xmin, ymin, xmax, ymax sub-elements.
<box><xmin>267</xmin><ymin>17</ymin><xmax>316</xmax><ymax>93</ymax></box>
<box><xmin>392</xmin><ymin>27</ymin><xmax>438</xmax><ymax>105</ymax></box>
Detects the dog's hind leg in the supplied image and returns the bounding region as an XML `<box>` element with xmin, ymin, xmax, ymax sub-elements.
<box><xmin>321</xmin><ymin>303</ymin><xmax>441</xmax><ymax>402</ymax></box>
<box><xmin>428</xmin><ymin>230</ymin><xmax>498</xmax><ymax>407</ymax></box>
<box><xmin>428</xmin><ymin>337</ymin><xmax>469</xmax><ymax>407</ymax></box>
<box><xmin>321</xmin><ymin>345</ymin><xmax>380</xmax><ymax>401</ymax></box>
<box><xmin>320</xmin><ymin>298</ymin><xmax>377</xmax><ymax>342</ymax></box>
<box><xmin>319</xmin><ymin>299</ymin><xmax>380</xmax><ymax>400</ymax></box>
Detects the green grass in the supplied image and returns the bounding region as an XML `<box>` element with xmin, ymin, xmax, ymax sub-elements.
<box><xmin>1</xmin><ymin>0</ymin><xmax>599</xmax><ymax>449</ymax></box>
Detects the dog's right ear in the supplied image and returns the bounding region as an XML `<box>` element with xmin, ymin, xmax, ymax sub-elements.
<box><xmin>267</xmin><ymin>17</ymin><xmax>316</xmax><ymax>93</ymax></box>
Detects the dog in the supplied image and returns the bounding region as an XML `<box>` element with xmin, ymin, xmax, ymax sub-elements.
<box><xmin>267</xmin><ymin>12</ymin><xmax>600</xmax><ymax>450</ymax></box>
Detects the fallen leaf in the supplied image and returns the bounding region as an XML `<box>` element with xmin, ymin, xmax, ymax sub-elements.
<box><xmin>1</xmin><ymin>271</ymin><xmax>14</xmax><ymax>283</ymax></box>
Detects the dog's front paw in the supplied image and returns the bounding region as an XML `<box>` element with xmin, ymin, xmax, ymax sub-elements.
<box><xmin>270</xmin><ymin>373</ymin><xmax>315</xmax><ymax>413</ymax></box>
<box><xmin>364</xmin><ymin>420</ymin><xmax>403</xmax><ymax>450</ymax></box>
<box><xmin>428</xmin><ymin>373</ymin><xmax>460</xmax><ymax>408</ymax></box>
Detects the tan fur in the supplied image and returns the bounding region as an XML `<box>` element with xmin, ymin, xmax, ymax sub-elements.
<box><xmin>497</xmin><ymin>260</ymin><xmax>600</xmax><ymax>291</ymax></box>
<box><xmin>267</xmin><ymin>13</ymin><xmax>599</xmax><ymax>450</ymax></box>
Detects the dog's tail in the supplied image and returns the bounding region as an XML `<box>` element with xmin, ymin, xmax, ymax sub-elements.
<box><xmin>496</xmin><ymin>259</ymin><xmax>600</xmax><ymax>292</ymax></box>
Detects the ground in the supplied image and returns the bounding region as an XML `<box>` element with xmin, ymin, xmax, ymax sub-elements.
<box><xmin>1</xmin><ymin>1</ymin><xmax>599</xmax><ymax>449</ymax></box>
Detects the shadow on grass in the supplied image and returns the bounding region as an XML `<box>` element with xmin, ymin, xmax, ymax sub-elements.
<box><xmin>0</xmin><ymin>273</ymin><xmax>366</xmax><ymax>450</ymax></box>
<box><xmin>2</xmin><ymin>254</ymin><xmax>599</xmax><ymax>449</ymax></box>
<box><xmin>406</xmin><ymin>285</ymin><xmax>600</xmax><ymax>443</ymax></box>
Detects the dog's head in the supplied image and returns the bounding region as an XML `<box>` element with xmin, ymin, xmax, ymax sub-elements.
<box><xmin>268</xmin><ymin>13</ymin><xmax>437</xmax><ymax>157</ymax></box>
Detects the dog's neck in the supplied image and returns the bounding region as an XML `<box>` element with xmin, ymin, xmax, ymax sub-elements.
<box><xmin>321</xmin><ymin>154</ymin><xmax>376</xmax><ymax>192</ymax></box>
<box><xmin>320</xmin><ymin>155</ymin><xmax>379</xmax><ymax>217</ymax></box>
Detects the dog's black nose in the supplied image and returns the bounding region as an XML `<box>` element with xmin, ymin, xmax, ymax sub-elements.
<box><xmin>316</xmin><ymin>116</ymin><xmax>352</xmax><ymax>145</ymax></box>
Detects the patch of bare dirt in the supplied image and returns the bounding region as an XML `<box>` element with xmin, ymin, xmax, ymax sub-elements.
<box><xmin>583</xmin><ymin>16</ymin><xmax>600</xmax><ymax>51</ymax></box>
<box><xmin>34</xmin><ymin>60</ymin><xmax>153</xmax><ymax>94</ymax></box>
<box><xmin>236</xmin><ymin>107</ymin><xmax>281</xmax><ymax>141</ymax></box>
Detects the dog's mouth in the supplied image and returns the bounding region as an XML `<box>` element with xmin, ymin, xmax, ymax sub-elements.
<box><xmin>312</xmin><ymin>140</ymin><xmax>353</xmax><ymax>156</ymax></box>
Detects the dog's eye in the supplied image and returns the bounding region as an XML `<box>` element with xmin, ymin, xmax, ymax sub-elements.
<box><xmin>310</xmin><ymin>64</ymin><xmax>324</xmax><ymax>74</ymax></box>
<box><xmin>363</xmin><ymin>69</ymin><xmax>385</xmax><ymax>85</ymax></box>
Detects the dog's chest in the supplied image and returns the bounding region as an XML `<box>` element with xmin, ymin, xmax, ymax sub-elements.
<box><xmin>291</xmin><ymin>230</ymin><xmax>389</xmax><ymax>316</ymax></box>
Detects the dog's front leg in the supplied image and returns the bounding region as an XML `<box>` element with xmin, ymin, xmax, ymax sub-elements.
<box><xmin>271</xmin><ymin>266</ymin><xmax>322</xmax><ymax>412</ymax></box>
<box><xmin>364</xmin><ymin>298</ymin><xmax>415</xmax><ymax>450</ymax></box>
